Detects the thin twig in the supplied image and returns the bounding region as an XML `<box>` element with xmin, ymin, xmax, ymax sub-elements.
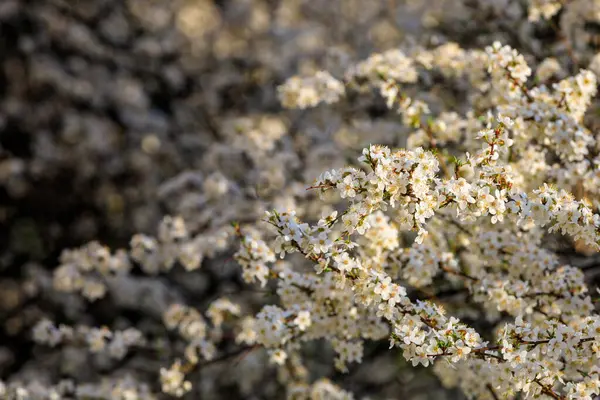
<box><xmin>486</xmin><ymin>383</ymin><xmax>500</xmax><ymax>400</ymax></box>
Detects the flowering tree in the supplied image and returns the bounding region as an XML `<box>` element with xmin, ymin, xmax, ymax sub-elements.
<box><xmin>5</xmin><ymin>0</ymin><xmax>600</xmax><ymax>399</ymax></box>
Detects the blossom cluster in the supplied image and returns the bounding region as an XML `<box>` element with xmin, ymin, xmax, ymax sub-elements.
<box><xmin>32</xmin><ymin>319</ymin><xmax>145</xmax><ymax>360</ymax></box>
<box><xmin>53</xmin><ymin>216</ymin><xmax>230</xmax><ymax>300</ymax></box>
<box><xmin>8</xmin><ymin>0</ymin><xmax>600</xmax><ymax>399</ymax></box>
